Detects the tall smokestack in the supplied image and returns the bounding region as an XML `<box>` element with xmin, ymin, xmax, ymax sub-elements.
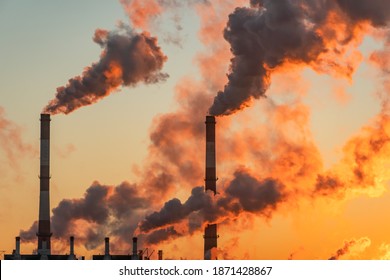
<box><xmin>204</xmin><ymin>116</ymin><xmax>218</xmax><ymax>260</ymax></box>
<box><xmin>158</xmin><ymin>250</ymin><xmax>163</xmax><ymax>260</ymax></box>
<box><xmin>205</xmin><ymin>116</ymin><xmax>216</xmax><ymax>194</ymax></box>
<box><xmin>204</xmin><ymin>224</ymin><xmax>218</xmax><ymax>260</ymax></box>
<box><xmin>37</xmin><ymin>114</ymin><xmax>52</xmax><ymax>256</ymax></box>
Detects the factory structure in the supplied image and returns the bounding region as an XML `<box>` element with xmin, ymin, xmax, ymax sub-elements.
<box><xmin>5</xmin><ymin>115</ymin><xmax>78</xmax><ymax>260</ymax></box>
<box><xmin>5</xmin><ymin>114</ymin><xmax>219</xmax><ymax>260</ymax></box>
<box><xmin>91</xmin><ymin>237</ymin><xmax>163</xmax><ymax>260</ymax></box>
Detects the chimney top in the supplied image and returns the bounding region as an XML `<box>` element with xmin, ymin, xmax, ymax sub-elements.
<box><xmin>40</xmin><ymin>114</ymin><xmax>51</xmax><ymax>121</ymax></box>
<box><xmin>205</xmin><ymin>115</ymin><xmax>215</xmax><ymax>123</ymax></box>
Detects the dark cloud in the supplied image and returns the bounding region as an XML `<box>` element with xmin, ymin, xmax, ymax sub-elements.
<box><xmin>20</xmin><ymin>221</ymin><xmax>38</xmax><ymax>242</ymax></box>
<box><xmin>52</xmin><ymin>183</ymin><xmax>110</xmax><ymax>237</ymax></box>
<box><xmin>145</xmin><ymin>226</ymin><xmax>183</xmax><ymax>245</ymax></box>
<box><xmin>139</xmin><ymin>186</ymin><xmax>211</xmax><ymax>232</ymax></box>
<box><xmin>336</xmin><ymin>0</ymin><xmax>390</xmax><ymax>27</ymax></box>
<box><xmin>209</xmin><ymin>1</ymin><xmax>325</xmax><ymax>115</ymax></box>
<box><xmin>222</xmin><ymin>170</ymin><xmax>285</xmax><ymax>213</ymax></box>
<box><xmin>209</xmin><ymin>0</ymin><xmax>390</xmax><ymax>116</ymax></box>
<box><xmin>138</xmin><ymin>169</ymin><xmax>286</xmax><ymax>244</ymax></box>
<box><xmin>20</xmin><ymin>181</ymin><xmax>149</xmax><ymax>250</ymax></box>
<box><xmin>43</xmin><ymin>27</ymin><xmax>168</xmax><ymax>115</ymax></box>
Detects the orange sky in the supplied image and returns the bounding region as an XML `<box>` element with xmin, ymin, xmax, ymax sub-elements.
<box><xmin>1</xmin><ymin>0</ymin><xmax>390</xmax><ymax>260</ymax></box>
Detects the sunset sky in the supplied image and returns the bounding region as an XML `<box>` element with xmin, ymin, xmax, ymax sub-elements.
<box><xmin>1</xmin><ymin>0</ymin><xmax>389</xmax><ymax>260</ymax></box>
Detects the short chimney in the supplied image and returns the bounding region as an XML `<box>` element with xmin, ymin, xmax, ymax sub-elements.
<box><xmin>70</xmin><ymin>236</ymin><xmax>75</xmax><ymax>255</ymax></box>
<box><xmin>68</xmin><ymin>236</ymin><xmax>76</xmax><ymax>260</ymax></box>
<box><xmin>14</xmin><ymin>236</ymin><xmax>21</xmax><ymax>259</ymax></box>
<box><xmin>104</xmin><ymin>237</ymin><xmax>111</xmax><ymax>260</ymax></box>
<box><xmin>132</xmin><ymin>237</ymin><xmax>138</xmax><ymax>260</ymax></box>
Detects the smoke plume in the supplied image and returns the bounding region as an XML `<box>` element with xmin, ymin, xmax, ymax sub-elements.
<box><xmin>315</xmin><ymin>112</ymin><xmax>390</xmax><ymax>197</ymax></box>
<box><xmin>43</xmin><ymin>27</ymin><xmax>168</xmax><ymax>115</ymax></box>
<box><xmin>329</xmin><ymin>237</ymin><xmax>371</xmax><ymax>260</ymax></box>
<box><xmin>20</xmin><ymin>181</ymin><xmax>150</xmax><ymax>250</ymax></box>
<box><xmin>0</xmin><ymin>107</ymin><xmax>37</xmax><ymax>170</ymax></box>
<box><xmin>209</xmin><ymin>0</ymin><xmax>390</xmax><ymax>116</ymax></box>
<box><xmin>336</xmin><ymin>0</ymin><xmax>390</xmax><ymax>27</ymax></box>
<box><xmin>144</xmin><ymin>226</ymin><xmax>183</xmax><ymax>245</ymax></box>
<box><xmin>19</xmin><ymin>169</ymin><xmax>285</xmax><ymax>248</ymax></box>
<box><xmin>138</xmin><ymin>169</ymin><xmax>286</xmax><ymax>244</ymax></box>
<box><xmin>19</xmin><ymin>0</ymin><xmax>390</xmax><ymax>258</ymax></box>
<box><xmin>139</xmin><ymin>186</ymin><xmax>212</xmax><ymax>232</ymax></box>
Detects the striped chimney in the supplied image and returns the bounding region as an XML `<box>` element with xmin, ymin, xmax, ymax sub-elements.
<box><xmin>205</xmin><ymin>116</ymin><xmax>216</xmax><ymax>194</ymax></box>
<box><xmin>204</xmin><ymin>224</ymin><xmax>218</xmax><ymax>260</ymax></box>
<box><xmin>37</xmin><ymin>114</ymin><xmax>52</xmax><ymax>255</ymax></box>
<box><xmin>204</xmin><ymin>116</ymin><xmax>218</xmax><ymax>260</ymax></box>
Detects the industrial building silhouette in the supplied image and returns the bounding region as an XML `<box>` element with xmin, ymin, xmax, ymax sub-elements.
<box><xmin>5</xmin><ymin>114</ymin><xmax>219</xmax><ymax>260</ymax></box>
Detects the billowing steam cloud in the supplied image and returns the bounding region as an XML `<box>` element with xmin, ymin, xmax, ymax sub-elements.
<box><xmin>315</xmin><ymin>114</ymin><xmax>390</xmax><ymax>196</ymax></box>
<box><xmin>220</xmin><ymin>170</ymin><xmax>285</xmax><ymax>214</ymax></box>
<box><xmin>336</xmin><ymin>0</ymin><xmax>390</xmax><ymax>26</ymax></box>
<box><xmin>43</xmin><ymin>28</ymin><xmax>168</xmax><ymax>115</ymax></box>
<box><xmin>139</xmin><ymin>105</ymin><xmax>390</xmax><ymax>245</ymax></box>
<box><xmin>20</xmin><ymin>181</ymin><xmax>150</xmax><ymax>250</ymax></box>
<box><xmin>139</xmin><ymin>169</ymin><xmax>286</xmax><ymax>244</ymax></box>
<box><xmin>20</xmin><ymin>170</ymin><xmax>286</xmax><ymax>247</ymax></box>
<box><xmin>139</xmin><ymin>186</ymin><xmax>212</xmax><ymax>233</ymax></box>
<box><xmin>209</xmin><ymin>0</ymin><xmax>390</xmax><ymax>115</ymax></box>
<box><xmin>144</xmin><ymin>226</ymin><xmax>183</xmax><ymax>245</ymax></box>
<box><xmin>18</xmin><ymin>0</ymin><xmax>390</xmax><ymax>258</ymax></box>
